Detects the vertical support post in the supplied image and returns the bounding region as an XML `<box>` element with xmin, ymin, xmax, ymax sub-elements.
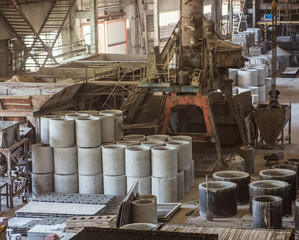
<box><xmin>252</xmin><ymin>0</ymin><xmax>256</xmax><ymax>28</ymax></box>
<box><xmin>229</xmin><ymin>0</ymin><xmax>234</xmax><ymax>37</ymax></box>
<box><xmin>153</xmin><ymin>0</ymin><xmax>160</xmax><ymax>47</ymax></box>
<box><xmin>90</xmin><ymin>0</ymin><xmax>98</xmax><ymax>54</ymax></box>
<box><xmin>7</xmin><ymin>151</ymin><xmax>13</xmax><ymax>208</ymax></box>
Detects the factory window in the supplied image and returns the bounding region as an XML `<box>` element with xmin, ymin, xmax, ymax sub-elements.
<box><xmin>159</xmin><ymin>10</ymin><xmax>179</xmax><ymax>27</ymax></box>
<box><xmin>204</xmin><ymin>4</ymin><xmax>212</xmax><ymax>14</ymax></box>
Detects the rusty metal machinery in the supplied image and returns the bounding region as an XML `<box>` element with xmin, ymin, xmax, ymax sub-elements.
<box><xmin>131</xmin><ymin>0</ymin><xmax>251</xmax><ymax>169</ymax></box>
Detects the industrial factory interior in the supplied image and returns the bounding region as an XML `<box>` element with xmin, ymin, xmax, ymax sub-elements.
<box><xmin>2</xmin><ymin>0</ymin><xmax>299</xmax><ymax>239</ymax></box>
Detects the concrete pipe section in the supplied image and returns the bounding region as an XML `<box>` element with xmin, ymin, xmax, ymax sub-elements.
<box><xmin>132</xmin><ymin>199</ymin><xmax>157</xmax><ymax>224</ymax></box>
<box><xmin>271</xmin><ymin>164</ymin><xmax>298</xmax><ymax>190</ymax></box>
<box><xmin>141</xmin><ymin>141</ymin><xmax>165</xmax><ymax>148</ymax></box>
<box><xmin>54</xmin><ymin>173</ymin><xmax>79</xmax><ymax>194</ymax></box>
<box><xmin>49</xmin><ymin>118</ymin><xmax>75</xmax><ymax>148</ymax></box>
<box><xmin>151</xmin><ymin>146</ymin><xmax>177</xmax><ymax>178</ymax></box>
<box><xmin>115</xmin><ymin>140</ymin><xmax>140</xmax><ymax>146</ymax></box>
<box><xmin>75</xmin><ymin>117</ymin><xmax>101</xmax><ymax>148</ymax></box>
<box><xmin>32</xmin><ymin>173</ymin><xmax>54</xmax><ymax>196</ymax></box>
<box><xmin>213</xmin><ymin>171</ymin><xmax>250</xmax><ymax>204</ymax></box>
<box><xmin>122</xmin><ymin>134</ymin><xmax>146</xmax><ymax>142</ymax></box>
<box><xmin>151</xmin><ymin>176</ymin><xmax>177</xmax><ymax>203</ymax></box>
<box><xmin>102</xmin><ymin>145</ymin><xmax>126</xmax><ymax>176</ymax></box>
<box><xmin>252</xmin><ymin>195</ymin><xmax>283</xmax><ymax>229</ymax></box>
<box><xmin>184</xmin><ymin>169</ymin><xmax>191</xmax><ymax>194</ymax></box>
<box><xmin>177</xmin><ymin>171</ymin><xmax>185</xmax><ymax>200</ymax></box>
<box><xmin>54</xmin><ymin>146</ymin><xmax>78</xmax><ymax>175</ymax></box>
<box><xmin>78</xmin><ymin>146</ymin><xmax>102</xmax><ymax>176</ymax></box>
<box><xmin>79</xmin><ymin>174</ymin><xmax>103</xmax><ymax>194</ymax></box>
<box><xmin>32</xmin><ymin>144</ymin><xmax>54</xmax><ymax>174</ymax></box>
<box><xmin>168</xmin><ymin>136</ymin><xmax>192</xmax><ymax>162</ymax></box>
<box><xmin>127</xmin><ymin>176</ymin><xmax>151</xmax><ymax>195</ymax></box>
<box><xmin>249</xmin><ymin>180</ymin><xmax>291</xmax><ymax>215</ymax></box>
<box><xmin>65</xmin><ymin>113</ymin><xmax>89</xmax><ymax>120</ymax></box>
<box><xmin>40</xmin><ymin>115</ymin><xmax>62</xmax><ymax>145</ymax></box>
<box><xmin>125</xmin><ymin>146</ymin><xmax>151</xmax><ymax>178</ymax></box>
<box><xmin>99</xmin><ymin>115</ymin><xmax>114</xmax><ymax>143</ymax></box>
<box><xmin>99</xmin><ymin>110</ymin><xmax>123</xmax><ymax>141</ymax></box>
<box><xmin>198</xmin><ymin>181</ymin><xmax>238</xmax><ymax>218</ymax></box>
<box><xmin>103</xmin><ymin>175</ymin><xmax>126</xmax><ymax>197</ymax></box>
<box><xmin>166</xmin><ymin>140</ymin><xmax>191</xmax><ymax>171</ymax></box>
<box><xmin>259</xmin><ymin>169</ymin><xmax>297</xmax><ymax>202</ymax></box>
<box><xmin>237</xmin><ymin>68</ymin><xmax>258</xmax><ymax>87</ymax></box>
<box><xmin>147</xmin><ymin>134</ymin><xmax>169</xmax><ymax>142</ymax></box>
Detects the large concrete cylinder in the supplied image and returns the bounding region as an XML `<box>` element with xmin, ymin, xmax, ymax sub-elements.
<box><xmin>199</xmin><ymin>181</ymin><xmax>238</xmax><ymax>218</ymax></box>
<box><xmin>141</xmin><ymin>141</ymin><xmax>165</xmax><ymax>148</ymax></box>
<box><xmin>252</xmin><ymin>195</ymin><xmax>282</xmax><ymax>229</ymax></box>
<box><xmin>103</xmin><ymin>175</ymin><xmax>126</xmax><ymax>197</ymax></box>
<box><xmin>132</xmin><ymin>199</ymin><xmax>157</xmax><ymax>224</ymax></box>
<box><xmin>238</xmin><ymin>69</ymin><xmax>258</xmax><ymax>87</ymax></box>
<box><xmin>177</xmin><ymin>171</ymin><xmax>185</xmax><ymax>200</ymax></box>
<box><xmin>78</xmin><ymin>146</ymin><xmax>102</xmax><ymax>175</ymax></box>
<box><xmin>54</xmin><ymin>146</ymin><xmax>77</xmax><ymax>175</ymax></box>
<box><xmin>151</xmin><ymin>146</ymin><xmax>177</xmax><ymax>178</ymax></box>
<box><xmin>271</xmin><ymin>164</ymin><xmax>298</xmax><ymax>190</ymax></box>
<box><xmin>184</xmin><ymin>169</ymin><xmax>191</xmax><ymax>194</ymax></box>
<box><xmin>138</xmin><ymin>194</ymin><xmax>157</xmax><ymax>223</ymax></box>
<box><xmin>147</xmin><ymin>134</ymin><xmax>169</xmax><ymax>142</ymax></box>
<box><xmin>79</xmin><ymin>174</ymin><xmax>103</xmax><ymax>194</ymax></box>
<box><xmin>102</xmin><ymin>145</ymin><xmax>125</xmax><ymax>176</ymax></box>
<box><xmin>127</xmin><ymin>176</ymin><xmax>151</xmax><ymax>195</ymax></box>
<box><xmin>49</xmin><ymin>118</ymin><xmax>75</xmax><ymax>148</ymax></box>
<box><xmin>99</xmin><ymin>110</ymin><xmax>123</xmax><ymax>140</ymax></box>
<box><xmin>75</xmin><ymin>117</ymin><xmax>101</xmax><ymax>147</ymax></box>
<box><xmin>99</xmin><ymin>115</ymin><xmax>114</xmax><ymax>143</ymax></box>
<box><xmin>32</xmin><ymin>144</ymin><xmax>54</xmax><ymax>174</ymax></box>
<box><xmin>123</xmin><ymin>134</ymin><xmax>146</xmax><ymax>142</ymax></box>
<box><xmin>54</xmin><ymin>173</ymin><xmax>79</xmax><ymax>194</ymax></box>
<box><xmin>116</xmin><ymin>140</ymin><xmax>140</xmax><ymax>146</ymax></box>
<box><xmin>151</xmin><ymin>176</ymin><xmax>177</xmax><ymax>203</ymax></box>
<box><xmin>168</xmin><ymin>135</ymin><xmax>192</xmax><ymax>161</ymax></box>
<box><xmin>166</xmin><ymin>140</ymin><xmax>191</xmax><ymax>171</ymax></box>
<box><xmin>285</xmin><ymin>158</ymin><xmax>299</xmax><ymax>190</ymax></box>
<box><xmin>125</xmin><ymin>146</ymin><xmax>151</xmax><ymax>177</ymax></box>
<box><xmin>246</xmin><ymin>65</ymin><xmax>266</xmax><ymax>86</ymax></box>
<box><xmin>40</xmin><ymin>115</ymin><xmax>62</xmax><ymax>145</ymax></box>
<box><xmin>32</xmin><ymin>172</ymin><xmax>54</xmax><ymax>196</ymax></box>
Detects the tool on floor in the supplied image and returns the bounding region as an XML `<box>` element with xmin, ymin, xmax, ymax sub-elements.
<box><xmin>185</xmin><ymin>206</ymin><xmax>199</xmax><ymax>216</ymax></box>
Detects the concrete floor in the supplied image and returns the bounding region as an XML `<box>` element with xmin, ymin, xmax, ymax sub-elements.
<box><xmin>1</xmin><ymin>77</ymin><xmax>299</xmax><ymax>236</ymax></box>
<box><xmin>169</xmin><ymin>77</ymin><xmax>299</xmax><ymax>230</ymax></box>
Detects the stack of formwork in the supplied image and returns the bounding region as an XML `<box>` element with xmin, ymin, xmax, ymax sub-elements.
<box><xmin>35</xmin><ymin>110</ymin><xmax>124</xmax><ymax>196</ymax></box>
<box><xmin>102</xmin><ymin>145</ymin><xmax>127</xmax><ymax>197</ymax></box>
<box><xmin>50</xmin><ymin>118</ymin><xmax>78</xmax><ymax>194</ymax></box>
<box><xmin>125</xmin><ymin>145</ymin><xmax>151</xmax><ymax>195</ymax></box>
<box><xmin>76</xmin><ymin>117</ymin><xmax>102</xmax><ymax>194</ymax></box>
<box><xmin>31</xmin><ymin>144</ymin><xmax>54</xmax><ymax>195</ymax></box>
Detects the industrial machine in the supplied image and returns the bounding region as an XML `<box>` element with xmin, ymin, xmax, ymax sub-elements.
<box><xmin>130</xmin><ymin>0</ymin><xmax>253</xmax><ymax>169</ymax></box>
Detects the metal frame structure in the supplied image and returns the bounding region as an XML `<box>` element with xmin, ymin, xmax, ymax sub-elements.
<box><xmin>0</xmin><ymin>138</ymin><xmax>29</xmax><ymax>208</ymax></box>
<box><xmin>0</xmin><ymin>0</ymin><xmax>77</xmax><ymax>70</ymax></box>
<box><xmin>162</xmin><ymin>92</ymin><xmax>224</xmax><ymax>167</ymax></box>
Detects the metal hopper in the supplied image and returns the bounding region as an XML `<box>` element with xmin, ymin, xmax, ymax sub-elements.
<box><xmin>254</xmin><ymin>104</ymin><xmax>291</xmax><ymax>146</ymax></box>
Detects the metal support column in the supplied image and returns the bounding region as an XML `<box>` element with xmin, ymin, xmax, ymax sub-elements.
<box><xmin>153</xmin><ymin>0</ymin><xmax>160</xmax><ymax>47</ymax></box>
